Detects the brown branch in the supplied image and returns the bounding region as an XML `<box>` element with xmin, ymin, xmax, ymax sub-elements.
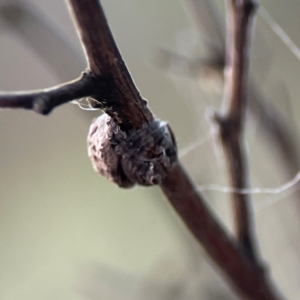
<box><xmin>67</xmin><ymin>0</ymin><xmax>152</xmax><ymax>131</ymax></box>
<box><xmin>161</xmin><ymin>163</ymin><xmax>280</xmax><ymax>300</ymax></box>
<box><xmin>0</xmin><ymin>0</ymin><xmax>282</xmax><ymax>298</ymax></box>
<box><xmin>68</xmin><ymin>0</ymin><xmax>280</xmax><ymax>298</ymax></box>
<box><xmin>215</xmin><ymin>0</ymin><xmax>258</xmax><ymax>260</ymax></box>
<box><xmin>0</xmin><ymin>72</ymin><xmax>98</xmax><ymax>114</ymax></box>
<box><xmin>161</xmin><ymin>0</ymin><xmax>300</xmax><ymax>186</ymax></box>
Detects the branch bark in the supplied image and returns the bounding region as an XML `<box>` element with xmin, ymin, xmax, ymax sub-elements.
<box><xmin>67</xmin><ymin>0</ymin><xmax>152</xmax><ymax>131</ymax></box>
<box><xmin>0</xmin><ymin>0</ymin><xmax>282</xmax><ymax>299</ymax></box>
<box><xmin>213</xmin><ymin>0</ymin><xmax>259</xmax><ymax>262</ymax></box>
<box><xmin>183</xmin><ymin>0</ymin><xmax>300</xmax><ymax>188</ymax></box>
<box><xmin>68</xmin><ymin>1</ymin><xmax>280</xmax><ymax>298</ymax></box>
<box><xmin>0</xmin><ymin>73</ymin><xmax>96</xmax><ymax>114</ymax></box>
<box><xmin>161</xmin><ymin>164</ymin><xmax>280</xmax><ymax>300</ymax></box>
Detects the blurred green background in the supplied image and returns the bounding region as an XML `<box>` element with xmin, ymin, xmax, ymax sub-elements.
<box><xmin>1</xmin><ymin>0</ymin><xmax>300</xmax><ymax>299</ymax></box>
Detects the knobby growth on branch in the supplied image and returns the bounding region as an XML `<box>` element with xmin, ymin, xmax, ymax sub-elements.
<box><xmin>0</xmin><ymin>0</ymin><xmax>283</xmax><ymax>299</ymax></box>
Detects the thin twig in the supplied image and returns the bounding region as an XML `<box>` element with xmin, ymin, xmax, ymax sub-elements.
<box><xmin>215</xmin><ymin>0</ymin><xmax>259</xmax><ymax>260</ymax></box>
<box><xmin>0</xmin><ymin>0</ymin><xmax>281</xmax><ymax>298</ymax></box>
<box><xmin>0</xmin><ymin>73</ymin><xmax>97</xmax><ymax>114</ymax></box>
<box><xmin>182</xmin><ymin>0</ymin><xmax>300</xmax><ymax>182</ymax></box>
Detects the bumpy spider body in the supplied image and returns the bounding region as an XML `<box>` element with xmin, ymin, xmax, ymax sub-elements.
<box><xmin>87</xmin><ymin>114</ymin><xmax>177</xmax><ymax>188</ymax></box>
